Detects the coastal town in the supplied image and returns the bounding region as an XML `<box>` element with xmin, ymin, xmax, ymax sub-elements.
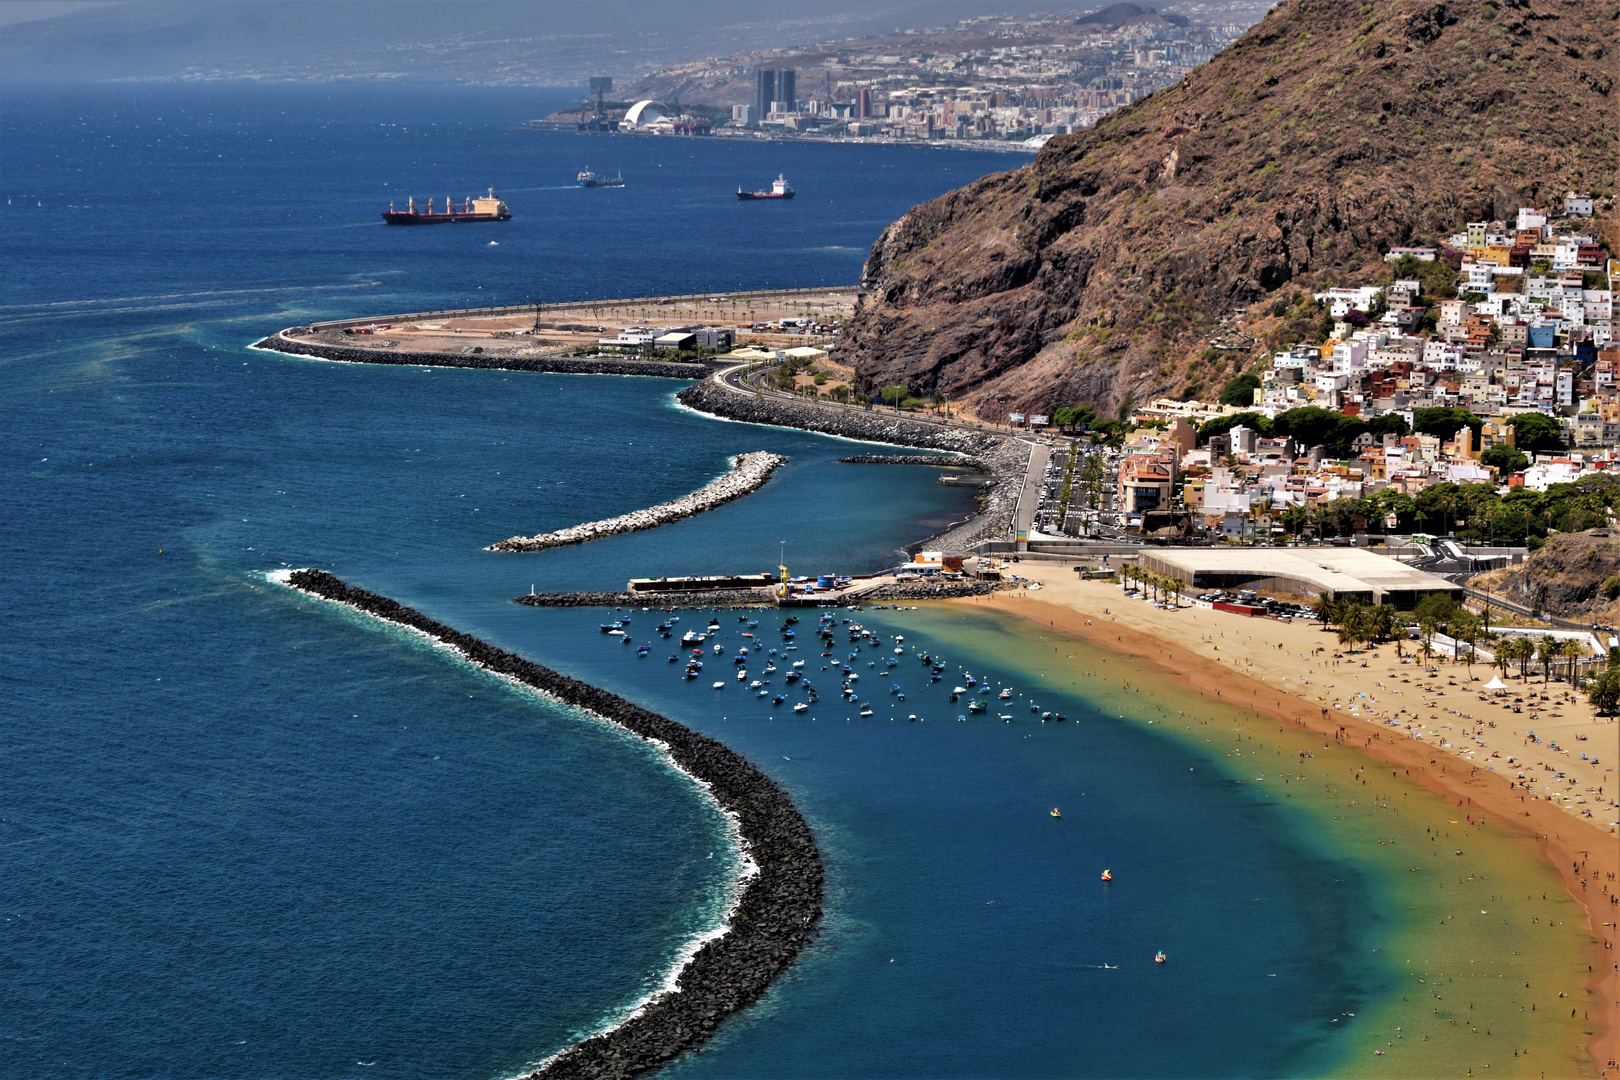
<box><xmin>1040</xmin><ymin>197</ymin><xmax>1620</xmax><ymax>547</ymax></box>
<box><xmin>535</xmin><ymin>4</ymin><xmax>1255</xmax><ymax>147</ymax></box>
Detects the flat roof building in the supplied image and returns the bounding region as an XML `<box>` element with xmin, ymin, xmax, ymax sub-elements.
<box><xmin>1139</xmin><ymin>548</ymin><xmax>1462</xmax><ymax>609</ymax></box>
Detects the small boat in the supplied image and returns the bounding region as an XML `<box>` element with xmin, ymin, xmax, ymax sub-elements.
<box><xmin>965</xmin><ymin>676</ymin><xmax>978</xmax><ymax>687</ymax></box>
<box><xmin>952</xmin><ymin>687</ymin><xmax>967</xmax><ymax>695</ymax></box>
<box><xmin>1101</xmin><ymin>869</ymin><xmax>1113</xmax><ymax>882</ymax></box>
<box><xmin>847</xmin><ymin>673</ymin><xmax>858</xmax><ymax>682</ymax></box>
<box><xmin>949</xmin><ymin>693</ymin><xmax>959</xmax><ymax>703</ymax></box>
<box><xmin>599</xmin><ymin>622</ymin><xmax>622</xmax><ymax>632</ymax></box>
<box><xmin>785</xmin><ymin>671</ymin><xmax>801</xmax><ymax>683</ymax></box>
<box><xmin>773</xmin><ymin>695</ymin><xmax>785</xmax><ymax>705</ymax></box>
<box><xmin>667</xmin><ymin>655</ymin><xmax>678</xmax><ymax>663</ymax></box>
<box><xmin>757</xmin><ymin>689</ymin><xmax>768</xmax><ymax>697</ymax></box>
<box><xmin>1000</xmin><ymin>714</ymin><xmax>1013</xmax><ymax>723</ymax></box>
<box><xmin>713</xmin><ymin>681</ymin><xmax>725</xmax><ymax>689</ymax></box>
<box><xmin>957</xmin><ymin>714</ymin><xmax>967</xmax><ymax>722</ymax></box>
<box><xmin>1154</xmin><ymin>951</ymin><xmax>1166</xmax><ymax>964</ymax></box>
<box><xmin>907</xmin><ymin>714</ymin><xmax>917</xmax><ymax>722</ymax></box>
<box><xmin>999</xmin><ymin>689</ymin><xmax>1013</xmax><ymax>700</ymax></box>
<box><xmin>764</xmin><ymin>662</ymin><xmax>777</xmax><ymax>673</ymax></box>
<box><xmin>1041</xmin><ymin>711</ymin><xmax>1052</xmax><ymax>721</ymax></box>
<box><xmin>606</xmin><ymin>628</ymin><xmax>624</xmax><ymax>637</ymax></box>
<box><xmin>1050</xmin><ymin>807</ymin><xmax>1062</xmax><ymax>818</ymax></box>
<box><xmin>680</xmin><ymin>631</ymin><xmax>706</xmax><ymax>646</ymax></box>
<box><xmin>1030</xmin><ymin>703</ymin><xmax>1039</xmax><ymax>713</ymax></box>
<box><xmin>792</xmin><ymin>660</ymin><xmax>804</xmax><ymax>669</ymax></box>
<box><xmin>713</xmin><ymin>643</ymin><xmax>724</xmax><ymax>654</ymax></box>
<box><xmin>749</xmin><ymin>680</ymin><xmax>763</xmax><ymax>689</ymax></box>
<box><xmin>968</xmin><ymin>700</ymin><xmax>986</xmax><ymax>713</ymax></box>
<box><xmin>893</xmin><ymin>647</ymin><xmax>904</xmax><ymax>655</ymax></box>
<box><xmin>859</xmin><ymin>704</ymin><xmax>874</xmax><ymax>717</ymax></box>
<box><xmin>793</xmin><ymin>703</ymin><xmax>808</xmax><ymax>713</ymax></box>
<box><xmin>736</xmin><ymin>670</ymin><xmax>747</xmax><ymax>681</ymax></box>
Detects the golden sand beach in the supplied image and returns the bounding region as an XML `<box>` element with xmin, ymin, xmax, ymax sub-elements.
<box><xmin>948</xmin><ymin>563</ymin><xmax>1619</xmax><ymax>1075</ymax></box>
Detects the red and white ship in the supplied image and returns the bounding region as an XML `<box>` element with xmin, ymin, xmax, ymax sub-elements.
<box><xmin>737</xmin><ymin>174</ymin><xmax>794</xmax><ymax>201</ymax></box>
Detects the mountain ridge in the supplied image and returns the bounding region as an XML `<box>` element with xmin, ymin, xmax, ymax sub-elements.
<box><xmin>843</xmin><ymin>0</ymin><xmax>1619</xmax><ymax>418</ymax></box>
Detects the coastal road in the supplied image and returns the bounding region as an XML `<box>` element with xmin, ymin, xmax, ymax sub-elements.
<box><xmin>1011</xmin><ymin>441</ymin><xmax>1050</xmax><ymax>540</ymax></box>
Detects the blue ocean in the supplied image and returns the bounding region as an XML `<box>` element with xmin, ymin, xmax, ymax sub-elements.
<box><xmin>4</xmin><ymin>83</ymin><xmax>1375</xmax><ymax>1078</ymax></box>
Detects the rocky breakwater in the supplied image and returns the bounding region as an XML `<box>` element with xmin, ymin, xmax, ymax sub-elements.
<box><xmin>838</xmin><ymin>454</ymin><xmax>980</xmax><ymax>468</ymax></box>
<box><xmin>860</xmin><ymin>580</ymin><xmax>1000</xmax><ymax>602</ymax></box>
<box><xmin>280</xmin><ymin>569</ymin><xmax>822</xmax><ymax>1080</ymax></box>
<box><xmin>491</xmin><ymin>452</ymin><xmax>788</xmax><ymax>553</ymax></box>
<box><xmin>516</xmin><ymin>589</ymin><xmax>777</xmax><ymax>609</ymax></box>
<box><xmin>677</xmin><ymin>380</ymin><xmax>1025</xmax><ymax>551</ymax></box>
<box><xmin>678</xmin><ymin>379</ymin><xmax>998</xmax><ymax>456</ymax></box>
<box><xmin>253</xmin><ymin>329</ymin><xmax>711</xmax><ymax>380</ymax></box>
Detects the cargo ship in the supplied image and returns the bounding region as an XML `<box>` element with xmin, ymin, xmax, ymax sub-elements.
<box><xmin>381</xmin><ymin>188</ymin><xmax>510</xmax><ymax>224</ymax></box>
<box><xmin>577</xmin><ymin>169</ymin><xmax>625</xmax><ymax>188</ymax></box>
<box><xmin>737</xmin><ymin>174</ymin><xmax>794</xmax><ymax>201</ymax></box>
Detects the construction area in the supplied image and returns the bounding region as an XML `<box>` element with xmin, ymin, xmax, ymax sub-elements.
<box><xmin>285</xmin><ymin>286</ymin><xmax>858</xmax><ymax>360</ymax></box>
<box><xmin>1139</xmin><ymin>548</ymin><xmax>1464</xmax><ymax>609</ymax></box>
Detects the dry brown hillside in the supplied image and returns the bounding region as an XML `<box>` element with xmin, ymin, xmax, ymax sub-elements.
<box><xmin>843</xmin><ymin>0</ymin><xmax>1619</xmax><ymax>418</ymax></box>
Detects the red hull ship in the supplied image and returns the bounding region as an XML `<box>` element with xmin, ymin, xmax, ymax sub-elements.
<box><xmin>737</xmin><ymin>174</ymin><xmax>794</xmax><ymax>201</ymax></box>
<box><xmin>383</xmin><ymin>188</ymin><xmax>510</xmax><ymax>224</ymax></box>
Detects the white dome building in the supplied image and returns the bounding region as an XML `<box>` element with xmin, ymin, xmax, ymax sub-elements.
<box><xmin>620</xmin><ymin>100</ymin><xmax>667</xmax><ymax>130</ymax></box>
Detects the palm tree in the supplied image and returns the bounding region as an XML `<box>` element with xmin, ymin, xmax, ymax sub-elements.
<box><xmin>1536</xmin><ymin>636</ymin><xmax>1559</xmax><ymax>684</ymax></box>
<box><xmin>1314</xmin><ymin>590</ymin><xmax>1340</xmax><ymax>629</ymax></box>
<box><xmin>1450</xmin><ymin>610</ymin><xmax>1481</xmax><ymax>674</ymax></box>
<box><xmin>1560</xmin><ymin>639</ymin><xmax>1583</xmax><ymax>684</ymax></box>
<box><xmin>1511</xmin><ymin>636</ymin><xmax>1535</xmax><ymax>681</ymax></box>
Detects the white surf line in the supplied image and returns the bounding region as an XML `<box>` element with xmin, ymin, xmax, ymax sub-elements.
<box><xmin>488</xmin><ymin>450</ymin><xmax>788</xmax><ymax>553</ymax></box>
<box><xmin>266</xmin><ymin>569</ymin><xmax>762</xmax><ymax>1076</ymax></box>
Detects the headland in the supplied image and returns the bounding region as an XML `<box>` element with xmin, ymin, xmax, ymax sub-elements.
<box><xmin>275</xmin><ymin>569</ymin><xmax>822</xmax><ymax>1079</ymax></box>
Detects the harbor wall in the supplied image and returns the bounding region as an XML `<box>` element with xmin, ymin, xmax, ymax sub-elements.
<box><xmin>253</xmin><ymin>332</ymin><xmax>712</xmax><ymax>379</ymax></box>
<box><xmin>676</xmin><ymin>380</ymin><xmax>999</xmax><ymax>455</ymax></box>
<box><xmin>838</xmin><ymin>454</ymin><xmax>980</xmax><ymax>468</ymax></box>
<box><xmin>279</xmin><ymin>570</ymin><xmax>822</xmax><ymax>1080</ymax></box>
<box><xmin>516</xmin><ymin>589</ymin><xmax>777</xmax><ymax>609</ymax></box>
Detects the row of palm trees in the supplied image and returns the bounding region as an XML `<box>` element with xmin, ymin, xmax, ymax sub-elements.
<box><xmin>1493</xmin><ymin>635</ymin><xmax>1585</xmax><ymax>685</ymax></box>
<box><xmin>1118</xmin><ymin>564</ymin><xmax>1185</xmax><ymax>607</ymax></box>
<box><xmin>1312</xmin><ymin>589</ymin><xmax>1593</xmax><ymax>683</ymax></box>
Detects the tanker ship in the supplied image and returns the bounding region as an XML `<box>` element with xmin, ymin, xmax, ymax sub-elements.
<box><xmin>737</xmin><ymin>174</ymin><xmax>794</xmax><ymax>201</ymax></box>
<box><xmin>382</xmin><ymin>188</ymin><xmax>511</xmax><ymax>224</ymax></box>
<box><xmin>577</xmin><ymin>169</ymin><xmax>625</xmax><ymax>188</ymax></box>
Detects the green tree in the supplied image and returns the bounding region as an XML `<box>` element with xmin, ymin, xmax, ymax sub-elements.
<box><xmin>1196</xmin><ymin>411</ymin><xmax>1272</xmax><ymax>445</ymax></box>
<box><xmin>1507</xmin><ymin>412</ymin><xmax>1566</xmax><ymax>454</ymax></box>
<box><xmin>1536</xmin><ymin>636</ymin><xmax>1559</xmax><ymax>684</ymax></box>
<box><xmin>1412</xmin><ymin>407</ymin><xmax>1485</xmax><ymax>442</ymax></box>
<box><xmin>1586</xmin><ymin>668</ymin><xmax>1620</xmax><ymax>714</ymax></box>
<box><xmin>880</xmin><ymin>384</ymin><xmax>909</xmax><ymax>406</ymax></box>
<box><xmin>1450</xmin><ymin>609</ymin><xmax>1481</xmax><ymax>671</ymax></box>
<box><xmin>1218</xmin><ymin>372</ymin><xmax>1262</xmax><ymax>407</ymax></box>
<box><xmin>1481</xmin><ymin>443</ymin><xmax>1529</xmax><ymax>475</ymax></box>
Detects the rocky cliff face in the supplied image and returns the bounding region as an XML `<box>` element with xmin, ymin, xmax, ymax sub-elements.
<box><xmin>1488</xmin><ymin>529</ymin><xmax>1620</xmax><ymax>619</ymax></box>
<box><xmin>844</xmin><ymin>0</ymin><xmax>1617</xmax><ymax>418</ymax></box>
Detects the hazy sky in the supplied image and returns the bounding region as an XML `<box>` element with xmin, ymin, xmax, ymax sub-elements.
<box><xmin>0</xmin><ymin>2</ymin><xmax>121</xmax><ymax>27</ymax></box>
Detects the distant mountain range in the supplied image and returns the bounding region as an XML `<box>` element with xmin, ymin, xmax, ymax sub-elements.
<box><xmin>842</xmin><ymin>0</ymin><xmax>1619</xmax><ymax>418</ymax></box>
<box><xmin>0</xmin><ymin>0</ymin><xmax>1215</xmax><ymax>85</ymax></box>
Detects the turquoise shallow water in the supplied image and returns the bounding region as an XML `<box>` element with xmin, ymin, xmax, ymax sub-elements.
<box><xmin>4</xmin><ymin>82</ymin><xmax>1383</xmax><ymax>1078</ymax></box>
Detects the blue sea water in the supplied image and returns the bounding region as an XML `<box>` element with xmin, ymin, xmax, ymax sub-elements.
<box><xmin>4</xmin><ymin>83</ymin><xmax>1373</xmax><ymax>1078</ymax></box>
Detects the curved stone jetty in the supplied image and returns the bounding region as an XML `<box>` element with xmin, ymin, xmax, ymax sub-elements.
<box><xmin>279</xmin><ymin>569</ymin><xmax>822</xmax><ymax>1080</ymax></box>
<box><xmin>491</xmin><ymin>452</ymin><xmax>788</xmax><ymax>553</ymax></box>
